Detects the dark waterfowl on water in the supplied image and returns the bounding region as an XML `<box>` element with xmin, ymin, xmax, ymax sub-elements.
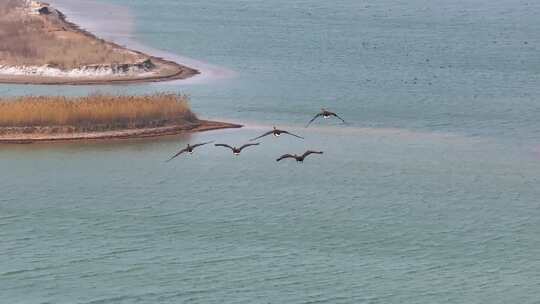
<box><xmin>250</xmin><ymin>126</ymin><xmax>304</xmax><ymax>141</ymax></box>
<box><xmin>305</xmin><ymin>108</ymin><xmax>347</xmax><ymax>127</ymax></box>
<box><xmin>166</xmin><ymin>141</ymin><xmax>213</xmax><ymax>162</ymax></box>
<box><xmin>276</xmin><ymin>150</ymin><xmax>323</xmax><ymax>162</ymax></box>
<box><xmin>215</xmin><ymin>143</ymin><xmax>260</xmax><ymax>155</ymax></box>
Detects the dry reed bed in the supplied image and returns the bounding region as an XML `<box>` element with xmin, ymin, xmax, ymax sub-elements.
<box><xmin>0</xmin><ymin>94</ymin><xmax>198</xmax><ymax>133</ymax></box>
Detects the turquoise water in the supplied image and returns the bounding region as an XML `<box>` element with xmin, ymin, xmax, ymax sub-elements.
<box><xmin>2</xmin><ymin>0</ymin><xmax>540</xmax><ymax>303</ymax></box>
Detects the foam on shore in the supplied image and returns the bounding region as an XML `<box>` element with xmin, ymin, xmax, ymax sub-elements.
<box><xmin>0</xmin><ymin>64</ymin><xmax>154</xmax><ymax>78</ymax></box>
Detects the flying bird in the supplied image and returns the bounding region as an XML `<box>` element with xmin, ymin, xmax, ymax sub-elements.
<box><xmin>215</xmin><ymin>143</ymin><xmax>260</xmax><ymax>155</ymax></box>
<box><xmin>250</xmin><ymin>126</ymin><xmax>304</xmax><ymax>141</ymax></box>
<box><xmin>305</xmin><ymin>108</ymin><xmax>347</xmax><ymax>127</ymax></box>
<box><xmin>166</xmin><ymin>141</ymin><xmax>213</xmax><ymax>162</ymax></box>
<box><xmin>276</xmin><ymin>150</ymin><xmax>323</xmax><ymax>162</ymax></box>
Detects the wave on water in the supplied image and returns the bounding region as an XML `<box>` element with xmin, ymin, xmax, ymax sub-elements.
<box><xmin>46</xmin><ymin>0</ymin><xmax>236</xmax><ymax>85</ymax></box>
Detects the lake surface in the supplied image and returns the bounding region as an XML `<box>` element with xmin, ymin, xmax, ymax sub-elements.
<box><xmin>1</xmin><ymin>0</ymin><xmax>540</xmax><ymax>303</ymax></box>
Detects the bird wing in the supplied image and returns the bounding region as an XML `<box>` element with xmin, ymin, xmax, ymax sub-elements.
<box><xmin>302</xmin><ymin>150</ymin><xmax>323</xmax><ymax>159</ymax></box>
<box><xmin>331</xmin><ymin>112</ymin><xmax>347</xmax><ymax>124</ymax></box>
<box><xmin>191</xmin><ymin>141</ymin><xmax>214</xmax><ymax>149</ymax></box>
<box><xmin>281</xmin><ymin>130</ymin><xmax>304</xmax><ymax>139</ymax></box>
<box><xmin>305</xmin><ymin>113</ymin><xmax>323</xmax><ymax>127</ymax></box>
<box><xmin>165</xmin><ymin>148</ymin><xmax>188</xmax><ymax>162</ymax></box>
<box><xmin>249</xmin><ymin>131</ymin><xmax>273</xmax><ymax>141</ymax></box>
<box><xmin>239</xmin><ymin>143</ymin><xmax>260</xmax><ymax>151</ymax></box>
<box><xmin>215</xmin><ymin>144</ymin><xmax>234</xmax><ymax>151</ymax></box>
<box><xmin>276</xmin><ymin>154</ymin><xmax>295</xmax><ymax>162</ymax></box>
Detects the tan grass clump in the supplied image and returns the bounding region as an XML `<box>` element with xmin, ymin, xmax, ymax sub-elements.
<box><xmin>0</xmin><ymin>94</ymin><xmax>198</xmax><ymax>130</ymax></box>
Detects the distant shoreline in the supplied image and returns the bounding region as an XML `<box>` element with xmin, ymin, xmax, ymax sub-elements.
<box><xmin>0</xmin><ymin>1</ymin><xmax>199</xmax><ymax>85</ymax></box>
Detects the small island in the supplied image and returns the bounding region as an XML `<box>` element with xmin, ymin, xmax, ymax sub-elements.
<box><xmin>0</xmin><ymin>1</ymin><xmax>240</xmax><ymax>143</ymax></box>
<box><xmin>0</xmin><ymin>94</ymin><xmax>241</xmax><ymax>143</ymax></box>
<box><xmin>0</xmin><ymin>0</ymin><xmax>198</xmax><ymax>84</ymax></box>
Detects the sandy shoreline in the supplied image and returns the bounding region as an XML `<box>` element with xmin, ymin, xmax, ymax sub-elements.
<box><xmin>0</xmin><ymin>1</ymin><xmax>199</xmax><ymax>85</ymax></box>
<box><xmin>0</xmin><ymin>120</ymin><xmax>242</xmax><ymax>144</ymax></box>
<box><xmin>47</xmin><ymin>0</ymin><xmax>235</xmax><ymax>85</ymax></box>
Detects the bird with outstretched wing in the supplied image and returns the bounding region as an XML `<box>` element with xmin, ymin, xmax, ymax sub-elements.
<box><xmin>276</xmin><ymin>154</ymin><xmax>296</xmax><ymax>162</ymax></box>
<box><xmin>306</xmin><ymin>108</ymin><xmax>347</xmax><ymax>127</ymax></box>
<box><xmin>276</xmin><ymin>150</ymin><xmax>323</xmax><ymax>162</ymax></box>
<box><xmin>215</xmin><ymin>143</ymin><xmax>260</xmax><ymax>155</ymax></box>
<box><xmin>166</xmin><ymin>141</ymin><xmax>213</xmax><ymax>162</ymax></box>
<box><xmin>250</xmin><ymin>126</ymin><xmax>304</xmax><ymax>141</ymax></box>
<box><xmin>301</xmin><ymin>150</ymin><xmax>324</xmax><ymax>159</ymax></box>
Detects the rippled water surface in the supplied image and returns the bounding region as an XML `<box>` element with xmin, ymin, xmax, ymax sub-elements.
<box><xmin>1</xmin><ymin>0</ymin><xmax>540</xmax><ymax>303</ymax></box>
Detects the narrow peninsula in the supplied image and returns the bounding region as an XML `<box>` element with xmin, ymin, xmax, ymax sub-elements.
<box><xmin>0</xmin><ymin>0</ymin><xmax>198</xmax><ymax>84</ymax></box>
